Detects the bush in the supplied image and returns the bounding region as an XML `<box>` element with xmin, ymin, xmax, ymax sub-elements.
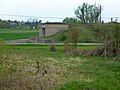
<box><xmin>0</xmin><ymin>39</ymin><xmax>5</xmax><ymax>46</ymax></box>
<box><xmin>59</xmin><ymin>34</ymin><xmax>67</xmax><ymax>41</ymax></box>
<box><xmin>50</xmin><ymin>41</ymin><xmax>56</xmax><ymax>52</ymax></box>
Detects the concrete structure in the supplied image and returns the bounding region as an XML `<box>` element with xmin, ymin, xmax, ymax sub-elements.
<box><xmin>40</xmin><ymin>22</ymin><xmax>69</xmax><ymax>37</ymax></box>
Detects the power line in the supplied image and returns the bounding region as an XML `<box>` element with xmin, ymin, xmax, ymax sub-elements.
<box><xmin>102</xmin><ymin>17</ymin><xmax>120</xmax><ymax>19</ymax></box>
<box><xmin>0</xmin><ymin>13</ymin><xmax>120</xmax><ymax>19</ymax></box>
<box><xmin>0</xmin><ymin>13</ymin><xmax>120</xmax><ymax>22</ymax></box>
<box><xmin>0</xmin><ymin>13</ymin><xmax>64</xmax><ymax>19</ymax></box>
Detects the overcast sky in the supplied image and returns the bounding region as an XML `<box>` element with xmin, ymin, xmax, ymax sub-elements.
<box><xmin>0</xmin><ymin>0</ymin><xmax>120</xmax><ymax>22</ymax></box>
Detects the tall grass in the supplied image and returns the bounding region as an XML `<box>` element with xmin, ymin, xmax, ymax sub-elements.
<box><xmin>0</xmin><ymin>45</ymin><xmax>120</xmax><ymax>90</ymax></box>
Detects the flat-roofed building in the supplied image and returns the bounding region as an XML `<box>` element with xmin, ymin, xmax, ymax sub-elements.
<box><xmin>40</xmin><ymin>22</ymin><xmax>69</xmax><ymax>37</ymax></box>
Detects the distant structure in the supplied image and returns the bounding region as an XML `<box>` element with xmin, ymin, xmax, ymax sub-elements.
<box><xmin>40</xmin><ymin>22</ymin><xmax>69</xmax><ymax>37</ymax></box>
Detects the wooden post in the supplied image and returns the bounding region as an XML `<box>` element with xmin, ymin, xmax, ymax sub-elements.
<box><xmin>39</xmin><ymin>20</ymin><xmax>42</xmax><ymax>37</ymax></box>
<box><xmin>36</xmin><ymin>38</ymin><xmax>37</xmax><ymax>43</ymax></box>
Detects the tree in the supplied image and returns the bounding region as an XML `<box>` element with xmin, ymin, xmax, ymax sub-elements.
<box><xmin>93</xmin><ymin>23</ymin><xmax>120</xmax><ymax>57</ymax></box>
<box><xmin>63</xmin><ymin>17</ymin><xmax>80</xmax><ymax>25</ymax></box>
<box><xmin>75</xmin><ymin>3</ymin><xmax>102</xmax><ymax>24</ymax></box>
<box><xmin>68</xmin><ymin>27</ymin><xmax>80</xmax><ymax>49</ymax></box>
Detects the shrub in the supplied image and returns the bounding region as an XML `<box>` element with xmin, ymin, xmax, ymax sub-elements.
<box><xmin>68</xmin><ymin>27</ymin><xmax>80</xmax><ymax>49</ymax></box>
<box><xmin>59</xmin><ymin>34</ymin><xmax>67</xmax><ymax>41</ymax></box>
<box><xmin>50</xmin><ymin>41</ymin><xmax>56</xmax><ymax>52</ymax></box>
<box><xmin>0</xmin><ymin>39</ymin><xmax>5</xmax><ymax>47</ymax></box>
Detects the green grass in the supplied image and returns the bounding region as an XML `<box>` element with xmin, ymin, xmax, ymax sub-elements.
<box><xmin>0</xmin><ymin>29</ymin><xmax>39</xmax><ymax>40</ymax></box>
<box><xmin>60</xmin><ymin>57</ymin><xmax>120</xmax><ymax>90</ymax></box>
<box><xmin>0</xmin><ymin>32</ymin><xmax>39</xmax><ymax>40</ymax></box>
<box><xmin>0</xmin><ymin>28</ymin><xmax>99</xmax><ymax>43</ymax></box>
<box><xmin>0</xmin><ymin>45</ymin><xmax>120</xmax><ymax>90</ymax></box>
<box><xmin>0</xmin><ymin>28</ymin><xmax>39</xmax><ymax>31</ymax></box>
<box><xmin>10</xmin><ymin>44</ymin><xmax>97</xmax><ymax>48</ymax></box>
<box><xmin>43</xmin><ymin>28</ymin><xmax>100</xmax><ymax>43</ymax></box>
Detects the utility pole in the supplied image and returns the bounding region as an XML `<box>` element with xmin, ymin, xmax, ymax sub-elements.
<box><xmin>100</xmin><ymin>5</ymin><xmax>102</xmax><ymax>23</ymax></box>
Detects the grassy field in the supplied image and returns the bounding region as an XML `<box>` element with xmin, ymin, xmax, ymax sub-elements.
<box><xmin>0</xmin><ymin>44</ymin><xmax>120</xmax><ymax>90</ymax></box>
<box><xmin>0</xmin><ymin>28</ymin><xmax>100</xmax><ymax>43</ymax></box>
<box><xmin>0</xmin><ymin>29</ymin><xmax>39</xmax><ymax>40</ymax></box>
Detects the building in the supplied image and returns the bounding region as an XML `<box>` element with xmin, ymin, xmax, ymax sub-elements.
<box><xmin>40</xmin><ymin>22</ymin><xmax>69</xmax><ymax>37</ymax></box>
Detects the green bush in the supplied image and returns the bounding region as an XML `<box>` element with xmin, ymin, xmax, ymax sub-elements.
<box><xmin>0</xmin><ymin>39</ymin><xmax>5</xmax><ymax>47</ymax></box>
<box><xmin>59</xmin><ymin>34</ymin><xmax>67</xmax><ymax>41</ymax></box>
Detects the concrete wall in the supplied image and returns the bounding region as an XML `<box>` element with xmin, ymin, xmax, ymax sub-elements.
<box><xmin>45</xmin><ymin>24</ymin><xmax>69</xmax><ymax>36</ymax></box>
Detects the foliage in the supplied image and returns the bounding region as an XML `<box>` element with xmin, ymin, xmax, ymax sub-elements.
<box><xmin>50</xmin><ymin>41</ymin><xmax>56</xmax><ymax>52</ymax></box>
<box><xmin>93</xmin><ymin>23</ymin><xmax>120</xmax><ymax>56</ymax></box>
<box><xmin>68</xmin><ymin>27</ymin><xmax>80</xmax><ymax>49</ymax></box>
<box><xmin>78</xmin><ymin>25</ymin><xmax>98</xmax><ymax>43</ymax></box>
<box><xmin>0</xmin><ymin>45</ymin><xmax>120</xmax><ymax>89</ymax></box>
<box><xmin>63</xmin><ymin>17</ymin><xmax>81</xmax><ymax>25</ymax></box>
<box><xmin>0</xmin><ymin>39</ymin><xmax>5</xmax><ymax>46</ymax></box>
<box><xmin>75</xmin><ymin>3</ymin><xmax>102</xmax><ymax>24</ymax></box>
<box><xmin>59</xmin><ymin>34</ymin><xmax>67</xmax><ymax>41</ymax></box>
<box><xmin>0</xmin><ymin>19</ymin><xmax>41</xmax><ymax>29</ymax></box>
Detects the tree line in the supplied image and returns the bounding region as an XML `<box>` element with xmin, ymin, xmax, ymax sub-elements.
<box><xmin>0</xmin><ymin>19</ymin><xmax>42</xmax><ymax>29</ymax></box>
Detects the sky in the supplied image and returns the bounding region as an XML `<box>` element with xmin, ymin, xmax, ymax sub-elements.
<box><xmin>0</xmin><ymin>0</ymin><xmax>120</xmax><ymax>22</ymax></box>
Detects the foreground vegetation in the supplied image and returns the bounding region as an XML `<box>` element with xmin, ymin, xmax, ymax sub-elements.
<box><xmin>0</xmin><ymin>44</ymin><xmax>120</xmax><ymax>90</ymax></box>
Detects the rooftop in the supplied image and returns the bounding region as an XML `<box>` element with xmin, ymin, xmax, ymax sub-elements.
<box><xmin>42</xmin><ymin>22</ymin><xmax>68</xmax><ymax>25</ymax></box>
